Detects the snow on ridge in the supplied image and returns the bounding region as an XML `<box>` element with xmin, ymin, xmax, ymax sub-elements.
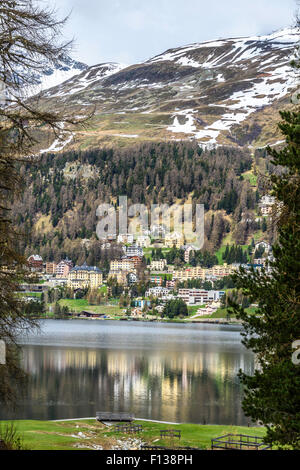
<box><xmin>148</xmin><ymin>26</ymin><xmax>299</xmax><ymax>67</ymax></box>
<box><xmin>167</xmin><ymin>59</ymin><xmax>297</xmax><ymax>145</ymax></box>
<box><xmin>27</xmin><ymin>67</ymin><xmax>85</xmax><ymax>97</ymax></box>
<box><xmin>44</xmin><ymin>62</ymin><xmax>128</xmax><ymax>97</ymax></box>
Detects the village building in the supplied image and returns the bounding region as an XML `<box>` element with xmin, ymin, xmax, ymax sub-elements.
<box><xmin>67</xmin><ymin>263</ymin><xmax>103</xmax><ymax>289</ymax></box>
<box><xmin>164</xmin><ymin>231</ymin><xmax>184</xmax><ymax>248</ymax></box>
<box><xmin>127</xmin><ymin>255</ymin><xmax>143</xmax><ymax>269</ymax></box>
<box><xmin>117</xmin><ymin>233</ymin><xmax>134</xmax><ymax>244</ymax></box>
<box><xmin>172</xmin><ymin>263</ymin><xmax>238</xmax><ymax>282</ymax></box>
<box><xmin>210</xmin><ymin>264</ymin><xmax>238</xmax><ymax>277</ymax></box>
<box><xmin>178</xmin><ymin>289</ymin><xmax>225</xmax><ymax>305</ymax></box>
<box><xmin>27</xmin><ymin>254</ymin><xmax>43</xmax><ymax>272</ymax></box>
<box><xmin>45</xmin><ymin>261</ymin><xmax>57</xmax><ymax>275</ymax></box>
<box><xmin>131</xmin><ymin>307</ymin><xmax>143</xmax><ymax>317</ymax></box>
<box><xmin>173</xmin><ymin>266</ymin><xmax>206</xmax><ymax>281</ymax></box>
<box><xmin>254</xmin><ymin>240</ymin><xmax>272</xmax><ymax>254</ymax></box>
<box><xmin>151</xmin><ymin>224</ymin><xmax>167</xmax><ymax>238</ymax></box>
<box><xmin>134</xmin><ymin>299</ymin><xmax>151</xmax><ymax>309</ymax></box>
<box><xmin>150</xmin><ymin>274</ymin><xmax>163</xmax><ymax>286</ymax></box>
<box><xmin>166</xmin><ymin>280</ymin><xmax>176</xmax><ymax>289</ymax></box>
<box><xmin>196</xmin><ymin>305</ymin><xmax>218</xmax><ymax>316</ymax></box>
<box><xmin>146</xmin><ymin>286</ymin><xmax>172</xmax><ymax>298</ymax></box>
<box><xmin>56</xmin><ymin>258</ymin><xmax>73</xmax><ymax>278</ymax></box>
<box><xmin>155</xmin><ymin>305</ymin><xmax>165</xmax><ymax>314</ymax></box>
<box><xmin>135</xmin><ymin>235</ymin><xmax>151</xmax><ymax>248</ymax></box>
<box><xmin>128</xmin><ymin>272</ymin><xmax>138</xmax><ymax>284</ymax></box>
<box><xmin>258</xmin><ymin>195</ymin><xmax>276</xmax><ymax>216</ymax></box>
<box><xmin>183</xmin><ymin>245</ymin><xmax>195</xmax><ymax>263</ymax></box>
<box><xmin>150</xmin><ymin>259</ymin><xmax>167</xmax><ymax>271</ymax></box>
<box><xmin>123</xmin><ymin>245</ymin><xmax>143</xmax><ymax>258</ymax></box>
<box><xmin>110</xmin><ymin>259</ymin><xmax>136</xmax><ymax>272</ymax></box>
<box><xmin>108</xmin><ymin>270</ymin><xmax>129</xmax><ymax>286</ymax></box>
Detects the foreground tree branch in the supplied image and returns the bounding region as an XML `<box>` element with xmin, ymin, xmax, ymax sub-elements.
<box><xmin>0</xmin><ymin>0</ymin><xmax>85</xmax><ymax>405</ymax></box>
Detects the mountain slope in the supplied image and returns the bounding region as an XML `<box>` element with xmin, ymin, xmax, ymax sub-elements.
<box><xmin>26</xmin><ymin>54</ymin><xmax>88</xmax><ymax>97</ymax></box>
<box><xmin>37</xmin><ymin>27</ymin><xmax>299</xmax><ymax>150</ymax></box>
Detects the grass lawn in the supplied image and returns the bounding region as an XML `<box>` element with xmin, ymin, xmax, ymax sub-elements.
<box><xmin>187</xmin><ymin>305</ymin><xmax>205</xmax><ymax>316</ymax></box>
<box><xmin>241</xmin><ymin>170</ymin><xmax>258</xmax><ymax>187</ymax></box>
<box><xmin>48</xmin><ymin>299</ymin><xmax>123</xmax><ymax>316</ymax></box>
<box><xmin>19</xmin><ymin>292</ymin><xmax>42</xmax><ymax>298</ymax></box>
<box><xmin>1</xmin><ymin>419</ymin><xmax>267</xmax><ymax>450</ymax></box>
<box><xmin>194</xmin><ymin>306</ymin><xmax>257</xmax><ymax>319</ymax></box>
<box><xmin>144</xmin><ymin>247</ymin><xmax>172</xmax><ymax>262</ymax></box>
<box><xmin>215</xmin><ymin>243</ymin><xmax>250</xmax><ymax>265</ymax></box>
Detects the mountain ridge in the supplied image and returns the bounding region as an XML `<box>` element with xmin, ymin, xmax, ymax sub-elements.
<box><xmin>35</xmin><ymin>27</ymin><xmax>299</xmax><ymax>151</ymax></box>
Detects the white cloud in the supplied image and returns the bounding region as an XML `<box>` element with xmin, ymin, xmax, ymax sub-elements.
<box><xmin>46</xmin><ymin>0</ymin><xmax>297</xmax><ymax>65</ymax></box>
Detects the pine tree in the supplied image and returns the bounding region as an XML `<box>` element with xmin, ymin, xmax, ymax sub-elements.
<box><xmin>229</xmin><ymin>108</ymin><xmax>300</xmax><ymax>448</ymax></box>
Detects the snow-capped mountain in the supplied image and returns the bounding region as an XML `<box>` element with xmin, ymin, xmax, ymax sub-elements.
<box><xmin>37</xmin><ymin>27</ymin><xmax>299</xmax><ymax>149</ymax></box>
<box><xmin>42</xmin><ymin>62</ymin><xmax>127</xmax><ymax>98</ymax></box>
<box><xmin>27</xmin><ymin>54</ymin><xmax>88</xmax><ymax>97</ymax></box>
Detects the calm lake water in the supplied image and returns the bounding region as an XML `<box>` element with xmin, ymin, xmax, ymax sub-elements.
<box><xmin>1</xmin><ymin>320</ymin><xmax>254</xmax><ymax>425</ymax></box>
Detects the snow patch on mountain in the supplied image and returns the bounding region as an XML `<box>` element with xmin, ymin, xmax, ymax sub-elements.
<box><xmin>39</xmin><ymin>122</ymin><xmax>74</xmax><ymax>154</ymax></box>
<box><xmin>43</xmin><ymin>62</ymin><xmax>127</xmax><ymax>97</ymax></box>
<box><xmin>26</xmin><ymin>55</ymin><xmax>88</xmax><ymax>97</ymax></box>
<box><xmin>167</xmin><ymin>57</ymin><xmax>297</xmax><ymax>144</ymax></box>
<box><xmin>35</xmin><ymin>26</ymin><xmax>300</xmax><ymax>148</ymax></box>
<box><xmin>148</xmin><ymin>27</ymin><xmax>299</xmax><ymax>70</ymax></box>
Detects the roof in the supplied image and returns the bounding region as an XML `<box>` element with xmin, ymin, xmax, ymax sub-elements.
<box><xmin>28</xmin><ymin>254</ymin><xmax>43</xmax><ymax>261</ymax></box>
<box><xmin>70</xmin><ymin>262</ymin><xmax>102</xmax><ymax>273</ymax></box>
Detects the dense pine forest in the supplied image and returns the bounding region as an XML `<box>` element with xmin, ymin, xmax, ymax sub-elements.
<box><xmin>14</xmin><ymin>141</ymin><xmax>273</xmax><ymax>265</ymax></box>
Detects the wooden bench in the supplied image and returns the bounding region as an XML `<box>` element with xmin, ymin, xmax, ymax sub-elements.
<box><xmin>113</xmin><ymin>423</ymin><xmax>143</xmax><ymax>433</ymax></box>
<box><xmin>96</xmin><ymin>412</ymin><xmax>134</xmax><ymax>422</ymax></box>
<box><xmin>160</xmin><ymin>429</ymin><xmax>181</xmax><ymax>439</ymax></box>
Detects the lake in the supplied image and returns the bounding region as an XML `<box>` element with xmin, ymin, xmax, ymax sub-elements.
<box><xmin>1</xmin><ymin>319</ymin><xmax>254</xmax><ymax>425</ymax></box>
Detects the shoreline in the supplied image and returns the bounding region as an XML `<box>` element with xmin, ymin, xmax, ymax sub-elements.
<box><xmin>51</xmin><ymin>417</ymin><xmax>183</xmax><ymax>425</ymax></box>
<box><xmin>35</xmin><ymin>315</ymin><xmax>243</xmax><ymax>326</ymax></box>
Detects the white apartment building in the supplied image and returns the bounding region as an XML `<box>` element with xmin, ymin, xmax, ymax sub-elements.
<box><xmin>255</xmin><ymin>240</ymin><xmax>272</xmax><ymax>253</ymax></box>
<box><xmin>110</xmin><ymin>259</ymin><xmax>136</xmax><ymax>272</ymax></box>
<box><xmin>164</xmin><ymin>231</ymin><xmax>184</xmax><ymax>248</ymax></box>
<box><xmin>56</xmin><ymin>258</ymin><xmax>73</xmax><ymax>278</ymax></box>
<box><xmin>178</xmin><ymin>289</ymin><xmax>225</xmax><ymax>305</ymax></box>
<box><xmin>124</xmin><ymin>245</ymin><xmax>143</xmax><ymax>258</ymax></box>
<box><xmin>183</xmin><ymin>246</ymin><xmax>195</xmax><ymax>263</ymax></box>
<box><xmin>259</xmin><ymin>195</ymin><xmax>276</xmax><ymax>216</ymax></box>
<box><xmin>173</xmin><ymin>263</ymin><xmax>238</xmax><ymax>281</ymax></box>
<box><xmin>136</xmin><ymin>235</ymin><xmax>151</xmax><ymax>248</ymax></box>
<box><xmin>117</xmin><ymin>233</ymin><xmax>134</xmax><ymax>244</ymax></box>
<box><xmin>146</xmin><ymin>286</ymin><xmax>172</xmax><ymax>298</ymax></box>
<box><xmin>150</xmin><ymin>259</ymin><xmax>167</xmax><ymax>271</ymax></box>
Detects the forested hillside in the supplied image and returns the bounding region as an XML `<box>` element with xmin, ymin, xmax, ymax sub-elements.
<box><xmin>15</xmin><ymin>142</ymin><xmax>273</xmax><ymax>265</ymax></box>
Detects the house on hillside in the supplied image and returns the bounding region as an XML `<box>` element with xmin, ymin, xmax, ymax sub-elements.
<box><xmin>27</xmin><ymin>254</ymin><xmax>43</xmax><ymax>272</ymax></box>
<box><xmin>258</xmin><ymin>195</ymin><xmax>276</xmax><ymax>216</ymax></box>
<box><xmin>67</xmin><ymin>263</ymin><xmax>103</xmax><ymax>289</ymax></box>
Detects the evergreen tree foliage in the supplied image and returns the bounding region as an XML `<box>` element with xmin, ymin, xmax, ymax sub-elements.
<box><xmin>229</xmin><ymin>107</ymin><xmax>300</xmax><ymax>449</ymax></box>
<box><xmin>163</xmin><ymin>298</ymin><xmax>188</xmax><ymax>318</ymax></box>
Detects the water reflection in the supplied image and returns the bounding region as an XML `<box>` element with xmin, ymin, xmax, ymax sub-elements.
<box><xmin>1</xmin><ymin>320</ymin><xmax>254</xmax><ymax>425</ymax></box>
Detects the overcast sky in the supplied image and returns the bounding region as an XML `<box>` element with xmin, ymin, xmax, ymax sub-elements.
<box><xmin>46</xmin><ymin>0</ymin><xmax>297</xmax><ymax>65</ymax></box>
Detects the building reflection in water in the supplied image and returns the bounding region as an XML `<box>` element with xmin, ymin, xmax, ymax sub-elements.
<box><xmin>3</xmin><ymin>338</ymin><xmax>254</xmax><ymax>425</ymax></box>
